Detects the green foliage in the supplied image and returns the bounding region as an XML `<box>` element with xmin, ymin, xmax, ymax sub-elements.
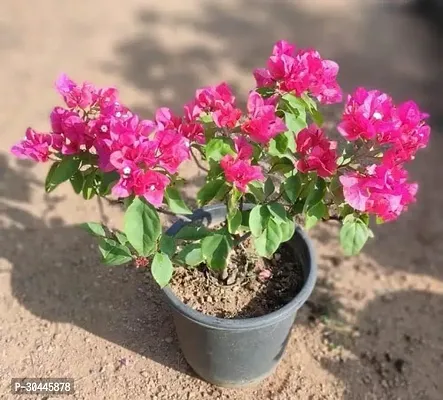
<box><xmin>176</xmin><ymin>243</ymin><xmax>204</xmax><ymax>267</ymax></box>
<box><xmin>81</xmin><ymin>222</ymin><xmax>106</xmax><ymax>237</ymax></box>
<box><xmin>159</xmin><ymin>234</ymin><xmax>176</xmax><ymax>257</ymax></box>
<box><xmin>201</xmin><ymin>233</ymin><xmax>232</xmax><ymax>271</ymax></box>
<box><xmin>305</xmin><ymin>201</ymin><xmax>327</xmax><ymax>230</ymax></box>
<box><xmin>283</xmin><ymin>174</ymin><xmax>302</xmax><ymax>203</ymax></box>
<box><xmin>340</xmin><ymin>216</ymin><xmax>371</xmax><ymax>256</ymax></box>
<box><xmin>253</xmin><ymin>218</ymin><xmax>282</xmax><ymax>258</ymax></box>
<box><xmin>197</xmin><ymin>179</ymin><xmax>226</xmax><ymax>206</ymax></box>
<box><xmin>82</xmin><ymin>169</ymin><xmax>97</xmax><ymax>200</ymax></box>
<box><xmin>205</xmin><ymin>138</ymin><xmax>234</xmax><ymax>161</ymax></box>
<box><xmin>99</xmin><ymin>238</ymin><xmax>132</xmax><ymax>266</ymax></box>
<box><xmin>151</xmin><ymin>252</ymin><xmax>174</xmax><ymax>287</ymax></box>
<box><xmin>124</xmin><ymin>198</ymin><xmax>161</xmax><ymax>256</ymax></box>
<box><xmin>45</xmin><ymin>156</ymin><xmax>81</xmax><ymax>193</ymax></box>
<box><xmin>174</xmin><ymin>225</ymin><xmax>212</xmax><ymax>240</ymax></box>
<box><xmin>165</xmin><ymin>187</ymin><xmax>192</xmax><ymax>214</ymax></box>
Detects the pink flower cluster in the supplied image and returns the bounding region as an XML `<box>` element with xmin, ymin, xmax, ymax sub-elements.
<box><xmin>338</xmin><ymin>88</ymin><xmax>430</xmax><ymax>165</ymax></box>
<box><xmin>338</xmin><ymin>87</ymin><xmax>430</xmax><ymax>221</ymax></box>
<box><xmin>221</xmin><ymin>136</ymin><xmax>263</xmax><ymax>192</ymax></box>
<box><xmin>12</xmin><ymin>74</ymin><xmax>201</xmax><ymax>206</ymax></box>
<box><xmin>295</xmin><ymin>124</ymin><xmax>337</xmax><ymax>178</ymax></box>
<box><xmin>241</xmin><ymin>91</ymin><xmax>286</xmax><ymax>144</ymax></box>
<box><xmin>254</xmin><ymin>40</ymin><xmax>342</xmax><ymax>105</ymax></box>
<box><xmin>185</xmin><ymin>82</ymin><xmax>242</xmax><ymax>131</ymax></box>
<box><xmin>340</xmin><ymin>164</ymin><xmax>418</xmax><ymax>222</ymax></box>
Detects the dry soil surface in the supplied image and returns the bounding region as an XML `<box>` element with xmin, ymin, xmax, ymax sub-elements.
<box><xmin>1</xmin><ymin>1</ymin><xmax>443</xmax><ymax>399</ymax></box>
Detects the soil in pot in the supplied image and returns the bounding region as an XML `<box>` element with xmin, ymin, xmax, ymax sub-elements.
<box><xmin>169</xmin><ymin>238</ymin><xmax>304</xmax><ymax>319</ymax></box>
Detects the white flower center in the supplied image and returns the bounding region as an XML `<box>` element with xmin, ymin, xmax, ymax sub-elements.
<box><xmin>373</xmin><ymin>112</ymin><xmax>382</xmax><ymax>120</ymax></box>
<box><xmin>123</xmin><ymin>167</ymin><xmax>131</xmax><ymax>176</ymax></box>
<box><xmin>115</xmin><ymin>111</ymin><xmax>122</xmax><ymax>118</ymax></box>
<box><xmin>150</xmin><ymin>184</ymin><xmax>156</xmax><ymax>191</ymax></box>
<box><xmin>100</xmin><ymin>125</ymin><xmax>108</xmax><ymax>133</ymax></box>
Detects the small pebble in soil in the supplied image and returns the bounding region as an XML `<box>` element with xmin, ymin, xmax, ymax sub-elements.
<box><xmin>164</xmin><ymin>337</ymin><xmax>173</xmax><ymax>344</ymax></box>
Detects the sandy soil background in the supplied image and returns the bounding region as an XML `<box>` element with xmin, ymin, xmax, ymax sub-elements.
<box><xmin>1</xmin><ymin>1</ymin><xmax>442</xmax><ymax>399</ymax></box>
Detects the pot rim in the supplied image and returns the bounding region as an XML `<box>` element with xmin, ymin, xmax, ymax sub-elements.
<box><xmin>163</xmin><ymin>204</ymin><xmax>317</xmax><ymax>331</ymax></box>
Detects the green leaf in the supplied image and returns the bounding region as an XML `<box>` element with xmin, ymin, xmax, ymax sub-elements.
<box><xmin>151</xmin><ymin>252</ymin><xmax>174</xmax><ymax>288</ymax></box>
<box><xmin>82</xmin><ymin>170</ymin><xmax>97</xmax><ymax>200</ymax></box>
<box><xmin>165</xmin><ymin>187</ymin><xmax>192</xmax><ymax>215</ymax></box>
<box><xmin>303</xmin><ymin>178</ymin><xmax>326</xmax><ymax>212</ymax></box>
<box><xmin>283</xmin><ymin>175</ymin><xmax>302</xmax><ymax>203</ymax></box>
<box><xmin>267</xmin><ymin>203</ymin><xmax>287</xmax><ymax>224</ymax></box>
<box><xmin>207</xmin><ymin>160</ymin><xmax>223</xmax><ymax>180</ymax></box>
<box><xmin>70</xmin><ymin>171</ymin><xmax>84</xmax><ymax>194</ymax></box>
<box><xmin>264</xmin><ymin>178</ymin><xmax>275</xmax><ymax>198</ymax></box>
<box><xmin>214</xmin><ymin>182</ymin><xmax>231</xmax><ymax>201</ymax></box>
<box><xmin>45</xmin><ymin>162</ymin><xmax>60</xmax><ymax>193</ymax></box>
<box><xmin>249</xmin><ymin>205</ymin><xmax>271</xmax><ymax>237</ymax></box>
<box><xmin>284</xmin><ymin>111</ymin><xmax>307</xmax><ymax>136</ymax></box>
<box><xmin>330</xmin><ymin>175</ymin><xmax>344</xmax><ymax>204</ymax></box>
<box><xmin>256</xmin><ymin>87</ymin><xmax>275</xmax><ymax>98</ymax></box>
<box><xmin>81</xmin><ymin>222</ymin><xmax>106</xmax><ymax>237</ymax></box>
<box><xmin>248</xmin><ymin>181</ymin><xmax>265</xmax><ymax>202</ymax></box>
<box><xmin>340</xmin><ymin>219</ymin><xmax>370</xmax><ymax>256</ymax></box>
<box><xmin>253</xmin><ymin>219</ymin><xmax>282</xmax><ymax>258</ymax></box>
<box><xmin>98</xmin><ymin>171</ymin><xmax>119</xmax><ymax>196</ymax></box>
<box><xmin>305</xmin><ymin>202</ymin><xmax>327</xmax><ymax>230</ymax></box>
<box><xmin>197</xmin><ymin>179</ymin><xmax>225</xmax><ymax>206</ymax></box>
<box><xmin>124</xmin><ymin>198</ymin><xmax>161</xmax><ymax>256</ymax></box>
<box><xmin>228</xmin><ymin>209</ymin><xmax>242</xmax><ymax>234</ymax></box>
<box><xmin>205</xmin><ymin>138</ymin><xmax>234</xmax><ymax>161</ymax></box>
<box><xmin>159</xmin><ymin>234</ymin><xmax>176</xmax><ymax>257</ymax></box>
<box><xmin>99</xmin><ymin>238</ymin><xmax>132</xmax><ymax>266</ymax></box>
<box><xmin>301</xmin><ymin>92</ymin><xmax>318</xmax><ymax>111</ymax></box>
<box><xmin>201</xmin><ymin>234</ymin><xmax>231</xmax><ymax>271</ymax></box>
<box><xmin>176</xmin><ymin>243</ymin><xmax>204</xmax><ymax>267</ymax></box>
<box><xmin>280</xmin><ymin>219</ymin><xmax>295</xmax><ymax>242</ymax></box>
<box><xmin>50</xmin><ymin>156</ymin><xmax>81</xmax><ymax>188</ymax></box>
<box><xmin>114</xmin><ymin>231</ymin><xmax>128</xmax><ymax>245</ymax></box>
<box><xmin>311</xmin><ymin>108</ymin><xmax>324</xmax><ymax>126</ymax></box>
<box><xmin>175</xmin><ymin>225</ymin><xmax>212</xmax><ymax>240</ymax></box>
<box><xmin>268</xmin><ymin>134</ymin><xmax>289</xmax><ymax>156</ymax></box>
<box><xmin>283</xmin><ymin>130</ymin><xmax>296</xmax><ymax>152</ymax></box>
<box><xmin>269</xmin><ymin>157</ymin><xmax>294</xmax><ymax>174</ymax></box>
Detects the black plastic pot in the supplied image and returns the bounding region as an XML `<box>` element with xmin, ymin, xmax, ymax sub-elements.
<box><xmin>163</xmin><ymin>204</ymin><xmax>317</xmax><ymax>387</ymax></box>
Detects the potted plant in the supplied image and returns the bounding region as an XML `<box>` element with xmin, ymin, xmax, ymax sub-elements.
<box><xmin>11</xmin><ymin>40</ymin><xmax>430</xmax><ymax>387</ymax></box>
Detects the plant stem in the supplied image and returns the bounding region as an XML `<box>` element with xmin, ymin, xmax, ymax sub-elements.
<box><xmin>190</xmin><ymin>148</ymin><xmax>209</xmax><ymax>172</ymax></box>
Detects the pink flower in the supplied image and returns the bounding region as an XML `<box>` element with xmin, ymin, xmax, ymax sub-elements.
<box><xmin>179</xmin><ymin>121</ymin><xmax>205</xmax><ymax>144</ymax></box>
<box><xmin>11</xmin><ymin>128</ymin><xmax>54</xmax><ymax>162</ymax></box>
<box><xmin>60</xmin><ymin>115</ymin><xmax>92</xmax><ymax>154</ymax></box>
<box><xmin>221</xmin><ymin>154</ymin><xmax>264</xmax><ymax>192</ymax></box>
<box><xmin>241</xmin><ymin>91</ymin><xmax>286</xmax><ymax>144</ymax></box>
<box><xmin>111</xmin><ymin>168</ymin><xmax>169</xmax><ymax>207</ymax></box>
<box><xmin>340</xmin><ymin>164</ymin><xmax>418</xmax><ymax>222</ymax></box>
<box><xmin>142</xmin><ymin>170</ymin><xmax>170</xmax><ymax>206</ymax></box>
<box><xmin>295</xmin><ymin>124</ymin><xmax>337</xmax><ymax>178</ymax></box>
<box><xmin>155</xmin><ymin>107</ymin><xmax>182</xmax><ymax>130</ymax></box>
<box><xmin>234</xmin><ymin>136</ymin><xmax>254</xmax><ymax>160</ymax></box>
<box><xmin>154</xmin><ymin>129</ymin><xmax>190</xmax><ymax>174</ymax></box>
<box><xmin>253</xmin><ymin>68</ymin><xmax>274</xmax><ymax>88</ymax></box>
<box><xmin>213</xmin><ymin>103</ymin><xmax>242</xmax><ymax>129</ymax></box>
<box><xmin>338</xmin><ymin>87</ymin><xmax>396</xmax><ymax>141</ymax></box>
<box><xmin>195</xmin><ymin>82</ymin><xmax>236</xmax><ymax>111</ymax></box>
<box><xmin>253</xmin><ymin>41</ymin><xmax>342</xmax><ymax>105</ymax></box>
<box><xmin>55</xmin><ymin>74</ymin><xmax>95</xmax><ymax>109</ymax></box>
<box><xmin>382</xmin><ymin>101</ymin><xmax>430</xmax><ymax>164</ymax></box>
<box><xmin>272</xmin><ymin>40</ymin><xmax>296</xmax><ymax>57</ymax></box>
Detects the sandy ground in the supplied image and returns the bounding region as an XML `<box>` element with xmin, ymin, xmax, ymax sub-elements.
<box><xmin>1</xmin><ymin>0</ymin><xmax>443</xmax><ymax>399</ymax></box>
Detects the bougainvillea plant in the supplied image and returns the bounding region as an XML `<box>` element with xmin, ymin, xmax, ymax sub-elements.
<box><xmin>11</xmin><ymin>40</ymin><xmax>430</xmax><ymax>287</ymax></box>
